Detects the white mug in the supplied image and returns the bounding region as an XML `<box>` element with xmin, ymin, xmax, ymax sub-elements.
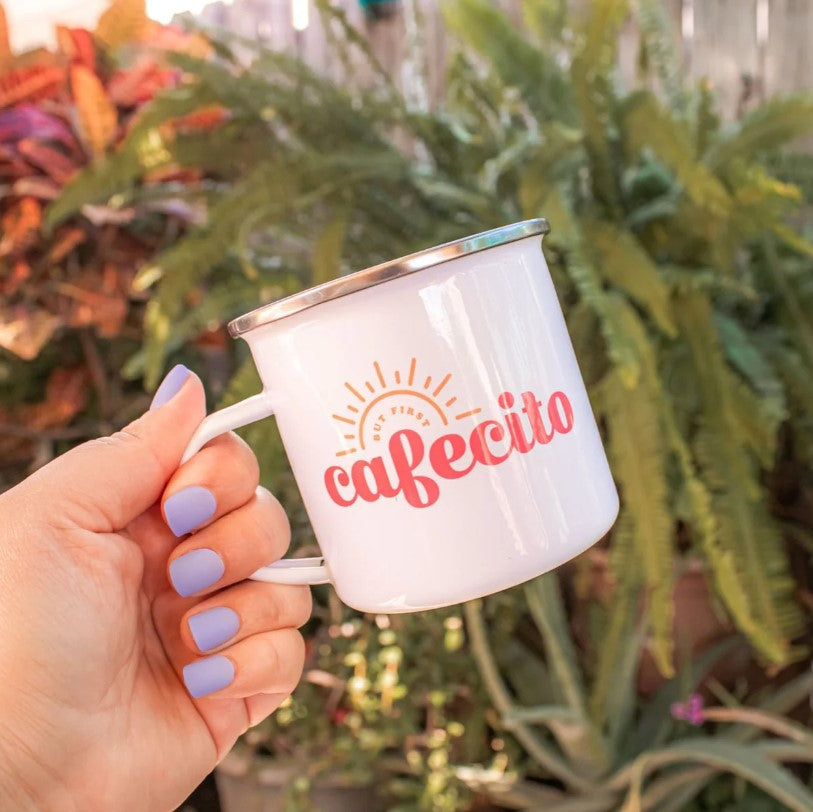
<box><xmin>182</xmin><ymin>220</ymin><xmax>619</xmax><ymax>613</ymax></box>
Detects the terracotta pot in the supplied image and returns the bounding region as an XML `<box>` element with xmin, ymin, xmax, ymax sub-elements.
<box><xmin>570</xmin><ymin>550</ymin><xmax>751</xmax><ymax>695</ymax></box>
<box><xmin>215</xmin><ymin>749</ymin><xmax>383</xmax><ymax>812</ymax></box>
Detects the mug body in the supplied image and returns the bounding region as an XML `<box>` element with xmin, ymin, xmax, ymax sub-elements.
<box><xmin>242</xmin><ymin>235</ymin><xmax>618</xmax><ymax>613</ymax></box>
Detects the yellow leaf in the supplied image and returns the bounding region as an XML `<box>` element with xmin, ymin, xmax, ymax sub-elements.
<box><xmin>71</xmin><ymin>65</ymin><xmax>117</xmax><ymax>158</ymax></box>
<box><xmin>95</xmin><ymin>0</ymin><xmax>147</xmax><ymax>52</ymax></box>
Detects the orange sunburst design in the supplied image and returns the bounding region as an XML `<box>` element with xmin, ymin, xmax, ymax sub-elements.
<box><xmin>331</xmin><ymin>359</ymin><xmax>482</xmax><ymax>455</ymax></box>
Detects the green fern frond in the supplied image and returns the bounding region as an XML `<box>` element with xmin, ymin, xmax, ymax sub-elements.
<box><xmin>634</xmin><ymin>0</ymin><xmax>685</xmax><ymax>112</ymax></box>
<box><xmin>570</xmin><ymin>0</ymin><xmax>627</xmax><ymax>214</ymax></box>
<box><xmin>588</xmin><ymin>534</ymin><xmax>645</xmax><ymax>734</ymax></box>
<box><xmin>521</xmin><ymin>0</ymin><xmax>568</xmax><ymax>43</ymax></box>
<box><xmin>706</xmin><ymin>94</ymin><xmax>813</xmax><ymax>171</ymax></box>
<box><xmin>601</xmin><ymin>321</ymin><xmax>674</xmax><ymax>677</ymax></box>
<box><xmin>565</xmin><ymin>248</ymin><xmax>642</xmax><ymax>387</ymax></box>
<box><xmin>693</xmin><ymin>79</ymin><xmax>721</xmax><ymax>158</ymax></box>
<box><xmin>45</xmin><ymin>145</ymin><xmax>149</xmax><ymax>229</ymax></box>
<box><xmin>583</xmin><ymin>220</ymin><xmax>677</xmax><ymax>337</ymax></box>
<box><xmin>139</xmin><ymin>161</ymin><xmax>298</xmax><ymax>385</ymax></box>
<box><xmin>442</xmin><ymin>0</ymin><xmax>574</xmax><ymax>124</ymax></box>
<box><xmin>679</xmin><ymin>289</ymin><xmax>801</xmax><ymax>662</ymax></box>
<box><xmin>723</xmin><ymin>369</ymin><xmax>782</xmax><ymax>468</ymax></box>
<box><xmin>714</xmin><ymin>312</ymin><xmax>788</xmax><ymax>455</ymax></box>
<box><xmin>621</xmin><ymin>92</ymin><xmax>731</xmax><ymax>218</ymax></box>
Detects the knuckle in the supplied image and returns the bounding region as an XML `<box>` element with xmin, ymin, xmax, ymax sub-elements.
<box><xmin>226</xmin><ymin>432</ymin><xmax>260</xmax><ymax>483</ymax></box>
<box><xmin>294</xmin><ymin>587</ymin><xmax>313</xmax><ymax>626</ymax></box>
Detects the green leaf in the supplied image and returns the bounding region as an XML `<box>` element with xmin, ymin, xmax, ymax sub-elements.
<box><xmin>634</xmin><ymin>0</ymin><xmax>686</xmax><ymax>113</ymax></box>
<box><xmin>463</xmin><ymin>600</ymin><xmax>593</xmax><ymax>792</ymax></box>
<box><xmin>570</xmin><ymin>0</ymin><xmax>627</xmax><ymax>214</ymax></box>
<box><xmin>588</xmin><ymin>580</ymin><xmax>647</xmax><ymax>750</ymax></box>
<box><xmin>621</xmin><ymin>638</ymin><xmax>741</xmax><ymax>764</ymax></box>
<box><xmin>524</xmin><ymin>575</ymin><xmax>609</xmax><ymax>775</ymax></box>
<box><xmin>584</xmin><ymin>220</ymin><xmax>677</xmax><ymax>337</ymax></box>
<box><xmin>442</xmin><ymin>0</ymin><xmax>574</xmax><ymax>124</ymax></box>
<box><xmin>707</xmin><ymin>94</ymin><xmax>813</xmax><ymax>170</ymax></box>
<box><xmin>678</xmin><ymin>289</ymin><xmax>800</xmax><ymax>662</ymax></box>
<box><xmin>598</xmin><ymin>302</ymin><xmax>675</xmax><ymax>677</ymax></box>
<box><xmin>621</xmin><ymin>92</ymin><xmax>731</xmax><ymax>218</ymax></box>
<box><xmin>616</xmin><ymin>739</ymin><xmax>813</xmax><ymax>812</ymax></box>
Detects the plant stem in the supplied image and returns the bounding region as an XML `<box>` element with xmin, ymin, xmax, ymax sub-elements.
<box><xmin>704</xmin><ymin>706</ymin><xmax>813</xmax><ymax>747</ymax></box>
<box><xmin>463</xmin><ymin>600</ymin><xmax>597</xmax><ymax>794</ymax></box>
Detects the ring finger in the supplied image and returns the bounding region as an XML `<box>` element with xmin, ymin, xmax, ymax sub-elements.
<box><xmin>181</xmin><ymin>581</ymin><xmax>312</xmax><ymax>654</ymax></box>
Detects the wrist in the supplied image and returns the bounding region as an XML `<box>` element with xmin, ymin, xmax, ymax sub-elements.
<box><xmin>0</xmin><ymin>725</ymin><xmax>74</xmax><ymax>811</ymax></box>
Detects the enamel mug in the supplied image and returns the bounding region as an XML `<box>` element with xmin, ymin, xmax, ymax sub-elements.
<box><xmin>182</xmin><ymin>219</ymin><xmax>619</xmax><ymax>613</ymax></box>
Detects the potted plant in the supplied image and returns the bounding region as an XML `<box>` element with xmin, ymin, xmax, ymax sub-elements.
<box><xmin>0</xmin><ymin>0</ymin><xmax>210</xmax><ymax>487</ymax></box>
<box><xmin>48</xmin><ymin>0</ymin><xmax>813</xmax><ymax>682</ymax></box>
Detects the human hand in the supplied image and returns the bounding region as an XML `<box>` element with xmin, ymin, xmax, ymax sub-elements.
<box><xmin>0</xmin><ymin>366</ymin><xmax>311</xmax><ymax>811</ymax></box>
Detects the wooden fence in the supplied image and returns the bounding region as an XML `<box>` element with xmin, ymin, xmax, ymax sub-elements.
<box><xmin>199</xmin><ymin>0</ymin><xmax>813</xmax><ymax>120</ymax></box>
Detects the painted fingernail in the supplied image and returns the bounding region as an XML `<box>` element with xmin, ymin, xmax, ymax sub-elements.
<box><xmin>169</xmin><ymin>549</ymin><xmax>224</xmax><ymax>597</ymax></box>
<box><xmin>188</xmin><ymin>607</ymin><xmax>240</xmax><ymax>652</ymax></box>
<box><xmin>183</xmin><ymin>656</ymin><xmax>234</xmax><ymax>698</ymax></box>
<box><xmin>150</xmin><ymin>364</ymin><xmax>191</xmax><ymax>410</ymax></box>
<box><xmin>163</xmin><ymin>486</ymin><xmax>217</xmax><ymax>537</ymax></box>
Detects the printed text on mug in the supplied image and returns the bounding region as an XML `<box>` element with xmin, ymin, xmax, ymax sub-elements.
<box><xmin>324</xmin><ymin>389</ymin><xmax>574</xmax><ymax>508</ymax></box>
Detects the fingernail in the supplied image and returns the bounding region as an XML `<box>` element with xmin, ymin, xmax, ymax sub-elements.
<box><xmin>163</xmin><ymin>486</ymin><xmax>217</xmax><ymax>537</ymax></box>
<box><xmin>183</xmin><ymin>656</ymin><xmax>234</xmax><ymax>698</ymax></box>
<box><xmin>169</xmin><ymin>549</ymin><xmax>224</xmax><ymax>597</ymax></box>
<box><xmin>150</xmin><ymin>364</ymin><xmax>191</xmax><ymax>410</ymax></box>
<box><xmin>188</xmin><ymin>607</ymin><xmax>240</xmax><ymax>652</ymax></box>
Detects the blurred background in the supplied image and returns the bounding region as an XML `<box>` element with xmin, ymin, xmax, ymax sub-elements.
<box><xmin>1</xmin><ymin>1</ymin><xmax>812</xmax><ymax>810</ymax></box>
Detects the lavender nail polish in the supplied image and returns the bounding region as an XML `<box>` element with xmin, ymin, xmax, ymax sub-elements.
<box><xmin>164</xmin><ymin>486</ymin><xmax>217</xmax><ymax>537</ymax></box>
<box><xmin>150</xmin><ymin>364</ymin><xmax>191</xmax><ymax>410</ymax></box>
<box><xmin>169</xmin><ymin>549</ymin><xmax>224</xmax><ymax>597</ymax></box>
<box><xmin>183</xmin><ymin>656</ymin><xmax>235</xmax><ymax>698</ymax></box>
<box><xmin>188</xmin><ymin>607</ymin><xmax>240</xmax><ymax>652</ymax></box>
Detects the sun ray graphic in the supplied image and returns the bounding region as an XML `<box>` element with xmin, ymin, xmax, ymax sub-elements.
<box><xmin>331</xmin><ymin>358</ymin><xmax>481</xmax><ymax>455</ymax></box>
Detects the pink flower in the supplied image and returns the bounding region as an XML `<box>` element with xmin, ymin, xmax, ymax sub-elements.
<box><xmin>671</xmin><ymin>693</ymin><xmax>704</xmax><ymax>726</ymax></box>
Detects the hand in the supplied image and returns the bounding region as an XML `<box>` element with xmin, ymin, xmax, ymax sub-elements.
<box><xmin>0</xmin><ymin>366</ymin><xmax>311</xmax><ymax>811</ymax></box>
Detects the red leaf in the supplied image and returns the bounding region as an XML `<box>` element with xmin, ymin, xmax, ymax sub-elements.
<box><xmin>56</xmin><ymin>27</ymin><xmax>96</xmax><ymax>71</ymax></box>
<box><xmin>0</xmin><ymin>259</ymin><xmax>31</xmax><ymax>296</ymax></box>
<box><xmin>17</xmin><ymin>138</ymin><xmax>78</xmax><ymax>183</ymax></box>
<box><xmin>172</xmin><ymin>104</ymin><xmax>229</xmax><ymax>132</ymax></box>
<box><xmin>108</xmin><ymin>56</ymin><xmax>172</xmax><ymax>107</ymax></box>
<box><xmin>55</xmin><ymin>270</ymin><xmax>128</xmax><ymax>338</ymax></box>
<box><xmin>22</xmin><ymin>367</ymin><xmax>89</xmax><ymax>429</ymax></box>
<box><xmin>0</xmin><ymin>65</ymin><xmax>66</xmax><ymax>108</ymax></box>
<box><xmin>0</xmin><ymin>197</ymin><xmax>41</xmax><ymax>256</ymax></box>
<box><xmin>47</xmin><ymin>226</ymin><xmax>86</xmax><ymax>262</ymax></box>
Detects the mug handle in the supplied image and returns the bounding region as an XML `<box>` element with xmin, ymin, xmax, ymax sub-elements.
<box><xmin>181</xmin><ymin>392</ymin><xmax>332</xmax><ymax>586</ymax></box>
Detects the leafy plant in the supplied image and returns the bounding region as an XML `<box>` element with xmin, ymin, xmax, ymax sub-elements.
<box><xmin>49</xmin><ymin>0</ymin><xmax>813</xmax><ymax>675</ymax></box>
<box><xmin>232</xmin><ymin>602</ymin><xmax>514</xmax><ymax>811</ymax></box>
<box><xmin>463</xmin><ymin>575</ymin><xmax>813</xmax><ymax>811</ymax></box>
<box><xmin>0</xmin><ymin>0</ymin><xmax>210</xmax><ymax>486</ymax></box>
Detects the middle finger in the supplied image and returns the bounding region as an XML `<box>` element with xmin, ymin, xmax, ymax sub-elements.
<box><xmin>166</xmin><ymin>486</ymin><xmax>290</xmax><ymax>598</ymax></box>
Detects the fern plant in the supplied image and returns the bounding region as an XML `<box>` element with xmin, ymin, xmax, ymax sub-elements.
<box><xmin>45</xmin><ymin>0</ymin><xmax>813</xmax><ymax>685</ymax></box>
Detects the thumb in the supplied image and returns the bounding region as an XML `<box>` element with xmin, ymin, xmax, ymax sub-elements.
<box><xmin>33</xmin><ymin>365</ymin><xmax>207</xmax><ymax>532</ymax></box>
